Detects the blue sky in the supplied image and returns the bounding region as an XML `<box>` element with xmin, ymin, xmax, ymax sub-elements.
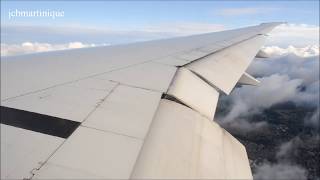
<box><xmin>1</xmin><ymin>1</ymin><xmax>319</xmax><ymax>45</ymax></box>
<box><xmin>1</xmin><ymin>1</ymin><xmax>319</xmax><ymax>28</ymax></box>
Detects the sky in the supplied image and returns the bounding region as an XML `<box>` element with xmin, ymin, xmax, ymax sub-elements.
<box><xmin>1</xmin><ymin>1</ymin><xmax>319</xmax><ymax>27</ymax></box>
<box><xmin>1</xmin><ymin>0</ymin><xmax>319</xmax><ymax>47</ymax></box>
<box><xmin>1</xmin><ymin>1</ymin><xmax>319</xmax><ymax>179</ymax></box>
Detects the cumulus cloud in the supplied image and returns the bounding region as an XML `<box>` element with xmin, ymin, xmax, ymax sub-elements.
<box><xmin>253</xmin><ymin>46</ymin><xmax>318</xmax><ymax>83</ymax></box>
<box><xmin>1</xmin><ymin>42</ymin><xmax>108</xmax><ymax>56</ymax></box>
<box><xmin>215</xmin><ymin>44</ymin><xmax>319</xmax><ymax>179</ymax></box>
<box><xmin>261</xmin><ymin>45</ymin><xmax>319</xmax><ymax>57</ymax></box>
<box><xmin>217</xmin><ymin>45</ymin><xmax>319</xmax><ymax>130</ymax></box>
<box><xmin>248</xmin><ymin>46</ymin><xmax>319</xmax><ymax>107</ymax></box>
<box><xmin>253</xmin><ymin>162</ymin><xmax>307</xmax><ymax>180</ymax></box>
<box><xmin>267</xmin><ymin>24</ymin><xmax>319</xmax><ymax>47</ymax></box>
<box><xmin>221</xmin><ymin>74</ymin><xmax>303</xmax><ymax>122</ymax></box>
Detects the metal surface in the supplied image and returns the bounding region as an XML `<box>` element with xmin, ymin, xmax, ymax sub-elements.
<box><xmin>1</xmin><ymin>23</ymin><xmax>281</xmax><ymax>100</ymax></box>
<box><xmin>167</xmin><ymin>68</ymin><xmax>219</xmax><ymax>120</ymax></box>
<box><xmin>131</xmin><ymin>99</ymin><xmax>252</xmax><ymax>179</ymax></box>
<box><xmin>186</xmin><ymin>35</ymin><xmax>266</xmax><ymax>94</ymax></box>
<box><xmin>33</xmin><ymin>126</ymin><xmax>143</xmax><ymax>179</ymax></box>
<box><xmin>152</xmin><ymin>56</ymin><xmax>189</xmax><ymax>66</ymax></box>
<box><xmin>238</xmin><ymin>72</ymin><xmax>260</xmax><ymax>86</ymax></box>
<box><xmin>2</xmin><ymin>79</ymin><xmax>117</xmax><ymax>122</ymax></box>
<box><xmin>94</xmin><ymin>62</ymin><xmax>177</xmax><ymax>92</ymax></box>
<box><xmin>83</xmin><ymin>85</ymin><xmax>162</xmax><ymax>139</ymax></box>
<box><xmin>1</xmin><ymin>124</ymin><xmax>64</xmax><ymax>179</ymax></box>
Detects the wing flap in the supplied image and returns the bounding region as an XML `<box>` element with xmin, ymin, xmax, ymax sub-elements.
<box><xmin>131</xmin><ymin>99</ymin><xmax>252</xmax><ymax>179</ymax></box>
<box><xmin>256</xmin><ymin>49</ymin><xmax>270</xmax><ymax>58</ymax></box>
<box><xmin>238</xmin><ymin>72</ymin><xmax>260</xmax><ymax>86</ymax></box>
<box><xmin>185</xmin><ymin>35</ymin><xmax>266</xmax><ymax>94</ymax></box>
<box><xmin>167</xmin><ymin>68</ymin><xmax>219</xmax><ymax>120</ymax></box>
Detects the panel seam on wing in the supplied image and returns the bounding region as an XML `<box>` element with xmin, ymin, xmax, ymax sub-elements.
<box><xmin>179</xmin><ymin>34</ymin><xmax>265</xmax><ymax>68</ymax></box>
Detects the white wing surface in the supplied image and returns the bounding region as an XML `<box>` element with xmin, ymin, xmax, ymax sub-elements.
<box><xmin>1</xmin><ymin>22</ymin><xmax>281</xmax><ymax>179</ymax></box>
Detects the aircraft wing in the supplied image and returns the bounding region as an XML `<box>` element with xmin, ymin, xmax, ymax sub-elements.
<box><xmin>1</xmin><ymin>22</ymin><xmax>281</xmax><ymax>179</ymax></box>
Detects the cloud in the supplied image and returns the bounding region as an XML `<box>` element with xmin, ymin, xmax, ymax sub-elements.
<box><xmin>254</xmin><ymin>134</ymin><xmax>319</xmax><ymax>180</ymax></box>
<box><xmin>261</xmin><ymin>45</ymin><xmax>319</xmax><ymax>57</ymax></box>
<box><xmin>253</xmin><ymin>162</ymin><xmax>307</xmax><ymax>180</ymax></box>
<box><xmin>219</xmin><ymin>119</ymin><xmax>268</xmax><ymax>134</ymax></box>
<box><xmin>220</xmin><ymin>74</ymin><xmax>303</xmax><ymax>122</ymax></box>
<box><xmin>215</xmin><ymin>45</ymin><xmax>319</xmax><ymax>179</ymax></box>
<box><xmin>2</xmin><ymin>23</ymin><xmax>317</xmax><ymax>49</ymax></box>
<box><xmin>217</xmin><ymin>45</ymin><xmax>319</xmax><ymax>130</ymax></box>
<box><xmin>1</xmin><ymin>23</ymin><xmax>225</xmax><ymax>45</ymax></box>
<box><xmin>0</xmin><ymin>22</ymin><xmax>226</xmax><ymax>56</ymax></box>
<box><xmin>143</xmin><ymin>22</ymin><xmax>225</xmax><ymax>36</ymax></box>
<box><xmin>1</xmin><ymin>42</ymin><xmax>108</xmax><ymax>56</ymax></box>
<box><xmin>267</xmin><ymin>24</ymin><xmax>319</xmax><ymax>47</ymax></box>
<box><xmin>304</xmin><ymin>108</ymin><xmax>320</xmax><ymax>127</ymax></box>
<box><xmin>276</xmin><ymin>136</ymin><xmax>303</xmax><ymax>160</ymax></box>
<box><xmin>249</xmin><ymin>46</ymin><xmax>319</xmax><ymax>84</ymax></box>
<box><xmin>217</xmin><ymin>7</ymin><xmax>273</xmax><ymax>16</ymax></box>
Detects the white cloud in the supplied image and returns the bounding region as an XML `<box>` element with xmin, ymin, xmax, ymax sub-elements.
<box><xmin>1</xmin><ymin>23</ymin><xmax>225</xmax><ymax>45</ymax></box>
<box><xmin>217</xmin><ymin>7</ymin><xmax>273</xmax><ymax>16</ymax></box>
<box><xmin>253</xmin><ymin>134</ymin><xmax>319</xmax><ymax>180</ymax></box>
<box><xmin>267</xmin><ymin>24</ymin><xmax>319</xmax><ymax>47</ymax></box>
<box><xmin>261</xmin><ymin>45</ymin><xmax>319</xmax><ymax>57</ymax></box>
<box><xmin>1</xmin><ymin>42</ymin><xmax>108</xmax><ymax>56</ymax></box>
<box><xmin>253</xmin><ymin>162</ymin><xmax>307</xmax><ymax>180</ymax></box>
<box><xmin>249</xmin><ymin>46</ymin><xmax>319</xmax><ymax>85</ymax></box>
<box><xmin>220</xmin><ymin>74</ymin><xmax>303</xmax><ymax>122</ymax></box>
<box><xmin>305</xmin><ymin>108</ymin><xmax>320</xmax><ymax>127</ymax></box>
<box><xmin>143</xmin><ymin>22</ymin><xmax>225</xmax><ymax>36</ymax></box>
<box><xmin>0</xmin><ymin>22</ymin><xmax>225</xmax><ymax>56</ymax></box>
<box><xmin>217</xmin><ymin>45</ymin><xmax>319</xmax><ymax>128</ymax></box>
<box><xmin>219</xmin><ymin>119</ymin><xmax>268</xmax><ymax>134</ymax></box>
<box><xmin>276</xmin><ymin>137</ymin><xmax>303</xmax><ymax>159</ymax></box>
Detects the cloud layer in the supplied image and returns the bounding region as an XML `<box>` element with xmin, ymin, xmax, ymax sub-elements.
<box><xmin>253</xmin><ymin>162</ymin><xmax>307</xmax><ymax>180</ymax></box>
<box><xmin>1</xmin><ymin>23</ymin><xmax>225</xmax><ymax>45</ymax></box>
<box><xmin>1</xmin><ymin>42</ymin><xmax>108</xmax><ymax>56</ymax></box>
<box><xmin>268</xmin><ymin>24</ymin><xmax>319</xmax><ymax>47</ymax></box>
<box><xmin>2</xmin><ymin>23</ymin><xmax>318</xmax><ymax>47</ymax></box>
<box><xmin>216</xmin><ymin>45</ymin><xmax>319</xmax><ymax>179</ymax></box>
<box><xmin>217</xmin><ymin>7</ymin><xmax>275</xmax><ymax>16</ymax></box>
<box><xmin>261</xmin><ymin>45</ymin><xmax>319</xmax><ymax>57</ymax></box>
<box><xmin>217</xmin><ymin>45</ymin><xmax>319</xmax><ymax>130</ymax></box>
